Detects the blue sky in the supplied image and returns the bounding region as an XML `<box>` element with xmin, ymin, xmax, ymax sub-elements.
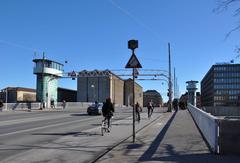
<box><xmin>0</xmin><ymin>0</ymin><xmax>239</xmax><ymax>102</ymax></box>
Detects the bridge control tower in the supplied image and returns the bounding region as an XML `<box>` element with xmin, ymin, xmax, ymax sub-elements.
<box><xmin>33</xmin><ymin>56</ymin><xmax>63</xmax><ymax>108</ymax></box>
<box><xmin>186</xmin><ymin>80</ymin><xmax>198</xmax><ymax>106</ymax></box>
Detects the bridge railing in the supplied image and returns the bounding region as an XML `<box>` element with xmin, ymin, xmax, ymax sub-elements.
<box><xmin>0</xmin><ymin>102</ymin><xmax>41</xmax><ymax>111</ymax></box>
<box><xmin>188</xmin><ymin>103</ymin><xmax>219</xmax><ymax>153</ymax></box>
<box><xmin>0</xmin><ymin>102</ymin><xmax>131</xmax><ymax>112</ymax></box>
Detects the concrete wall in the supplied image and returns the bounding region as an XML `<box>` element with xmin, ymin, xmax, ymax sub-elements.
<box><xmin>219</xmin><ymin>119</ymin><xmax>240</xmax><ymax>154</ymax></box>
<box><xmin>188</xmin><ymin>104</ymin><xmax>219</xmax><ymax>153</ymax></box>
<box><xmin>77</xmin><ymin>75</ymin><xmax>124</xmax><ymax>105</ymax></box>
<box><xmin>124</xmin><ymin>79</ymin><xmax>143</xmax><ymax>107</ymax></box>
<box><xmin>77</xmin><ymin>76</ymin><xmax>111</xmax><ymax>103</ymax></box>
<box><xmin>111</xmin><ymin>75</ymin><xmax>124</xmax><ymax>105</ymax></box>
<box><xmin>190</xmin><ymin>104</ymin><xmax>240</xmax><ymax>155</ymax></box>
<box><xmin>17</xmin><ymin>91</ymin><xmax>36</xmax><ymax>102</ymax></box>
<box><xmin>202</xmin><ymin>106</ymin><xmax>240</xmax><ymax>116</ymax></box>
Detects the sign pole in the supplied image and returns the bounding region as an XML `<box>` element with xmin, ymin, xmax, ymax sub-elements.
<box><xmin>132</xmin><ymin>67</ymin><xmax>136</xmax><ymax>143</ymax></box>
<box><xmin>125</xmin><ymin>39</ymin><xmax>142</xmax><ymax>143</ymax></box>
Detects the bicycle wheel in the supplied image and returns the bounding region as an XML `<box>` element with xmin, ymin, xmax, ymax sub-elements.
<box><xmin>101</xmin><ymin>121</ymin><xmax>105</xmax><ymax>136</ymax></box>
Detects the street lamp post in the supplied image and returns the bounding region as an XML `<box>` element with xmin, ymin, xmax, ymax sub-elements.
<box><xmin>91</xmin><ymin>84</ymin><xmax>95</xmax><ymax>102</ymax></box>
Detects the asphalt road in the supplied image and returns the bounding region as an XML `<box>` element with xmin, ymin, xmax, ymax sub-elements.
<box><xmin>0</xmin><ymin>107</ymin><xmax>133</xmax><ymax>162</ymax></box>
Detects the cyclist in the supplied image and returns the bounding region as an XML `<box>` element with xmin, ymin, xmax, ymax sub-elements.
<box><xmin>102</xmin><ymin>98</ymin><xmax>114</xmax><ymax>132</ymax></box>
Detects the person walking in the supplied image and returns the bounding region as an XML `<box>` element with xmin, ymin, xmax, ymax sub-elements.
<box><xmin>62</xmin><ymin>100</ymin><xmax>66</xmax><ymax>109</ymax></box>
<box><xmin>147</xmin><ymin>101</ymin><xmax>153</xmax><ymax>119</ymax></box>
<box><xmin>0</xmin><ymin>100</ymin><xmax>3</xmax><ymax>111</ymax></box>
<box><xmin>135</xmin><ymin>102</ymin><xmax>141</xmax><ymax>122</ymax></box>
<box><xmin>50</xmin><ymin>99</ymin><xmax>55</xmax><ymax>109</ymax></box>
<box><xmin>102</xmin><ymin>98</ymin><xmax>114</xmax><ymax>132</ymax></box>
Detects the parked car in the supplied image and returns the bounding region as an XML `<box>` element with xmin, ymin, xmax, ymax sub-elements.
<box><xmin>87</xmin><ymin>103</ymin><xmax>103</xmax><ymax>115</ymax></box>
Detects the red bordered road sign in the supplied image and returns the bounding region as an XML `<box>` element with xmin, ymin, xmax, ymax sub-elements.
<box><xmin>125</xmin><ymin>53</ymin><xmax>142</xmax><ymax>68</ymax></box>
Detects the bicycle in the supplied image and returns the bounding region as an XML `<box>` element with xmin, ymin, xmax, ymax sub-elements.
<box><xmin>101</xmin><ymin>115</ymin><xmax>112</xmax><ymax>136</ymax></box>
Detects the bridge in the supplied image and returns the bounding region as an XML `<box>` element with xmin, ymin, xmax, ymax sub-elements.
<box><xmin>0</xmin><ymin>104</ymin><xmax>239</xmax><ymax>162</ymax></box>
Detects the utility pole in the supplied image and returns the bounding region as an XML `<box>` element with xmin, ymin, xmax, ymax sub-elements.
<box><xmin>132</xmin><ymin>68</ymin><xmax>135</xmax><ymax>142</ymax></box>
<box><xmin>174</xmin><ymin>67</ymin><xmax>176</xmax><ymax>99</ymax></box>
<box><xmin>168</xmin><ymin>43</ymin><xmax>172</xmax><ymax>112</ymax></box>
<box><xmin>41</xmin><ymin>52</ymin><xmax>45</xmax><ymax>109</ymax></box>
<box><xmin>5</xmin><ymin>88</ymin><xmax>8</xmax><ymax>111</ymax></box>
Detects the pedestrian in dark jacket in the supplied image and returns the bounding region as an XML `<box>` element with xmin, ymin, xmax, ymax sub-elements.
<box><xmin>102</xmin><ymin>98</ymin><xmax>114</xmax><ymax>129</ymax></box>
<box><xmin>0</xmin><ymin>100</ymin><xmax>3</xmax><ymax>111</ymax></box>
<box><xmin>135</xmin><ymin>102</ymin><xmax>141</xmax><ymax>122</ymax></box>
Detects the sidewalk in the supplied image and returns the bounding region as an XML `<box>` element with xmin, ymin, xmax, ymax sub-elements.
<box><xmin>97</xmin><ymin>110</ymin><xmax>240</xmax><ymax>163</ymax></box>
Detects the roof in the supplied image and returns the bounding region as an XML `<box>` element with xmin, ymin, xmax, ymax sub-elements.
<box><xmin>58</xmin><ymin>87</ymin><xmax>77</xmax><ymax>92</ymax></box>
<box><xmin>124</xmin><ymin>78</ymin><xmax>142</xmax><ymax>88</ymax></box>
<box><xmin>2</xmin><ymin>87</ymin><xmax>36</xmax><ymax>92</ymax></box>
<box><xmin>78</xmin><ymin>69</ymin><xmax>124</xmax><ymax>81</ymax></box>
<box><xmin>144</xmin><ymin>90</ymin><xmax>161</xmax><ymax>96</ymax></box>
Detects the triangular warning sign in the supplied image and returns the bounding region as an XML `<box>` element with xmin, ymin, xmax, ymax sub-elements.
<box><xmin>125</xmin><ymin>53</ymin><xmax>142</xmax><ymax>68</ymax></box>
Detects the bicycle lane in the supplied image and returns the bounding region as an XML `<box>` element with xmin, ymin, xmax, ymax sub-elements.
<box><xmin>1</xmin><ymin>112</ymin><xmax>168</xmax><ymax>163</ymax></box>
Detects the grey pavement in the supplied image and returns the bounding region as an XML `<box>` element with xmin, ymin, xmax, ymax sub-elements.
<box><xmin>97</xmin><ymin>110</ymin><xmax>240</xmax><ymax>163</ymax></box>
<box><xmin>0</xmin><ymin>108</ymin><xmax>165</xmax><ymax>163</ymax></box>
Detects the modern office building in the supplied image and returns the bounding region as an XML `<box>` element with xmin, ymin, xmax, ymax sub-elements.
<box><xmin>124</xmin><ymin>79</ymin><xmax>143</xmax><ymax>107</ymax></box>
<box><xmin>201</xmin><ymin>63</ymin><xmax>240</xmax><ymax>106</ymax></box>
<box><xmin>143</xmin><ymin>90</ymin><xmax>163</xmax><ymax>107</ymax></box>
<box><xmin>77</xmin><ymin>70</ymin><xmax>124</xmax><ymax>105</ymax></box>
<box><xmin>33</xmin><ymin>57</ymin><xmax>63</xmax><ymax>108</ymax></box>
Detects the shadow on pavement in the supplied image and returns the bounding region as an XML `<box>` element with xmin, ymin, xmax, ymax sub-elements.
<box><xmin>138</xmin><ymin>111</ymin><xmax>240</xmax><ymax>163</ymax></box>
<box><xmin>32</xmin><ymin>131</ymin><xmax>100</xmax><ymax>137</ymax></box>
<box><xmin>138</xmin><ymin>111</ymin><xmax>177</xmax><ymax>161</ymax></box>
<box><xmin>70</xmin><ymin>113</ymin><xmax>88</xmax><ymax>116</ymax></box>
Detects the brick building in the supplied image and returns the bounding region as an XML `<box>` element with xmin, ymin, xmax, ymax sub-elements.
<box><xmin>124</xmin><ymin>79</ymin><xmax>143</xmax><ymax>107</ymax></box>
<box><xmin>143</xmin><ymin>90</ymin><xmax>163</xmax><ymax>107</ymax></box>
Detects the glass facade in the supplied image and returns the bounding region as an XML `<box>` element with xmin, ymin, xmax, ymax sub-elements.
<box><xmin>201</xmin><ymin>64</ymin><xmax>240</xmax><ymax>106</ymax></box>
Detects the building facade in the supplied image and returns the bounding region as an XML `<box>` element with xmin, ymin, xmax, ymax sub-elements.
<box><xmin>0</xmin><ymin>87</ymin><xmax>36</xmax><ymax>103</ymax></box>
<box><xmin>179</xmin><ymin>92</ymin><xmax>201</xmax><ymax>108</ymax></box>
<box><xmin>77</xmin><ymin>70</ymin><xmax>124</xmax><ymax>105</ymax></box>
<box><xmin>201</xmin><ymin>64</ymin><xmax>240</xmax><ymax>106</ymax></box>
<box><xmin>57</xmin><ymin>87</ymin><xmax>77</xmax><ymax>102</ymax></box>
<box><xmin>143</xmin><ymin>90</ymin><xmax>163</xmax><ymax>107</ymax></box>
<box><xmin>124</xmin><ymin>79</ymin><xmax>143</xmax><ymax>107</ymax></box>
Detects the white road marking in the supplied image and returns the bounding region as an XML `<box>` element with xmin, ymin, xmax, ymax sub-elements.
<box><xmin>0</xmin><ymin>116</ymin><xmax>100</xmax><ymax>137</ymax></box>
<box><xmin>0</xmin><ymin>114</ymin><xmax>75</xmax><ymax>127</ymax></box>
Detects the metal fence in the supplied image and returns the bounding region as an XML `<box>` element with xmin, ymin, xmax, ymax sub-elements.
<box><xmin>0</xmin><ymin>102</ymin><xmax>41</xmax><ymax>111</ymax></box>
<box><xmin>188</xmin><ymin>103</ymin><xmax>219</xmax><ymax>153</ymax></box>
